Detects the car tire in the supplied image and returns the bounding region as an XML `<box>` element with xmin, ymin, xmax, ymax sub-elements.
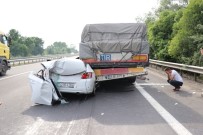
<box><xmin>90</xmin><ymin>82</ymin><xmax>99</xmax><ymax>96</ymax></box>
<box><xmin>90</xmin><ymin>85</ymin><xmax>96</xmax><ymax>96</ymax></box>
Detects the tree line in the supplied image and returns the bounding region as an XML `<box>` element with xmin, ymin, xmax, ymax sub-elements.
<box><xmin>145</xmin><ymin>0</ymin><xmax>203</xmax><ymax>66</ymax></box>
<box><xmin>8</xmin><ymin>29</ymin><xmax>78</xmax><ymax>57</ymax></box>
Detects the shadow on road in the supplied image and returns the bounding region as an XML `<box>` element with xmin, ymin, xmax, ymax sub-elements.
<box><xmin>22</xmin><ymin>79</ymin><xmax>203</xmax><ymax>127</ymax></box>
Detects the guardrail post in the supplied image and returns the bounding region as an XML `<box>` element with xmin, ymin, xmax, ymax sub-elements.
<box><xmin>194</xmin><ymin>73</ymin><xmax>197</xmax><ymax>82</ymax></box>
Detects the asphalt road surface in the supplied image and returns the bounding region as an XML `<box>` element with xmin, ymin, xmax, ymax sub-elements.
<box><xmin>0</xmin><ymin>60</ymin><xmax>203</xmax><ymax>135</ymax></box>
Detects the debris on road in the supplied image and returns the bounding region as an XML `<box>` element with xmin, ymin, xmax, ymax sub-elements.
<box><xmin>0</xmin><ymin>102</ymin><xmax>2</xmax><ymax>105</ymax></box>
<box><xmin>174</xmin><ymin>103</ymin><xmax>178</xmax><ymax>105</ymax></box>
<box><xmin>137</xmin><ymin>75</ymin><xmax>149</xmax><ymax>80</ymax></box>
<box><xmin>61</xmin><ymin>100</ymin><xmax>69</xmax><ymax>104</ymax></box>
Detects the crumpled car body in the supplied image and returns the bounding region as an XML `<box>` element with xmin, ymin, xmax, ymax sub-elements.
<box><xmin>28</xmin><ymin>58</ymin><xmax>96</xmax><ymax>105</ymax></box>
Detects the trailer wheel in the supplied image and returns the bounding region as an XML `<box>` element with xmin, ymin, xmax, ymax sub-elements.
<box><xmin>0</xmin><ymin>61</ymin><xmax>7</xmax><ymax>76</ymax></box>
<box><xmin>128</xmin><ymin>77</ymin><xmax>136</xmax><ymax>84</ymax></box>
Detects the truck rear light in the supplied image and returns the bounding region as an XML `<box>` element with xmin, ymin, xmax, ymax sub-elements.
<box><xmin>81</xmin><ymin>72</ymin><xmax>92</xmax><ymax>79</ymax></box>
<box><xmin>132</xmin><ymin>54</ymin><xmax>148</xmax><ymax>62</ymax></box>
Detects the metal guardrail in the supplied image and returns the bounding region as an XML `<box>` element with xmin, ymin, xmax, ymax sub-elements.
<box><xmin>150</xmin><ymin>59</ymin><xmax>203</xmax><ymax>74</ymax></box>
<box><xmin>9</xmin><ymin>56</ymin><xmax>57</xmax><ymax>66</ymax></box>
<box><xmin>10</xmin><ymin>57</ymin><xmax>203</xmax><ymax>74</ymax></box>
<box><xmin>9</xmin><ymin>54</ymin><xmax>78</xmax><ymax>66</ymax></box>
<box><xmin>150</xmin><ymin>59</ymin><xmax>203</xmax><ymax>81</ymax></box>
<box><xmin>8</xmin><ymin>56</ymin><xmax>203</xmax><ymax>80</ymax></box>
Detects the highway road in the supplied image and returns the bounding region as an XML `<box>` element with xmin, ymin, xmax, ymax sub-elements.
<box><xmin>0</xmin><ymin>59</ymin><xmax>203</xmax><ymax>135</ymax></box>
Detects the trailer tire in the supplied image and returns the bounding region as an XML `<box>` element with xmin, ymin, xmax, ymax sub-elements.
<box><xmin>128</xmin><ymin>77</ymin><xmax>136</xmax><ymax>84</ymax></box>
<box><xmin>0</xmin><ymin>61</ymin><xmax>7</xmax><ymax>76</ymax></box>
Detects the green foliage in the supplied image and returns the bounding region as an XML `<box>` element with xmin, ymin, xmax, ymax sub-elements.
<box><xmin>8</xmin><ymin>29</ymin><xmax>78</xmax><ymax>57</ymax></box>
<box><xmin>44</xmin><ymin>42</ymin><xmax>78</xmax><ymax>55</ymax></box>
<box><xmin>157</xmin><ymin>0</ymin><xmax>187</xmax><ymax>14</ymax></box>
<box><xmin>147</xmin><ymin>10</ymin><xmax>176</xmax><ymax>61</ymax></box>
<box><xmin>45</xmin><ymin>42</ymin><xmax>69</xmax><ymax>55</ymax></box>
<box><xmin>145</xmin><ymin>0</ymin><xmax>203</xmax><ymax>66</ymax></box>
<box><xmin>9</xmin><ymin>29</ymin><xmax>44</xmax><ymax>57</ymax></box>
<box><xmin>168</xmin><ymin>0</ymin><xmax>203</xmax><ymax>65</ymax></box>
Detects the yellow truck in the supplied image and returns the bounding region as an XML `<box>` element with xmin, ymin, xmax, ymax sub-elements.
<box><xmin>0</xmin><ymin>31</ymin><xmax>11</xmax><ymax>75</ymax></box>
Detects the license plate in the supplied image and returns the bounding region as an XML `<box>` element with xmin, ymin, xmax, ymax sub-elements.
<box><xmin>57</xmin><ymin>82</ymin><xmax>76</xmax><ymax>88</ymax></box>
<box><xmin>100</xmin><ymin>54</ymin><xmax>111</xmax><ymax>61</ymax></box>
<box><xmin>105</xmin><ymin>74</ymin><xmax>123</xmax><ymax>80</ymax></box>
<box><xmin>97</xmin><ymin>74</ymin><xmax>124</xmax><ymax>81</ymax></box>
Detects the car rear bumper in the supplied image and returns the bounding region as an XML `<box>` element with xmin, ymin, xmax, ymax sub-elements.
<box><xmin>56</xmin><ymin>79</ymin><xmax>95</xmax><ymax>94</ymax></box>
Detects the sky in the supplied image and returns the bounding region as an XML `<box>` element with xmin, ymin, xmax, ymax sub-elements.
<box><xmin>0</xmin><ymin>0</ymin><xmax>159</xmax><ymax>49</ymax></box>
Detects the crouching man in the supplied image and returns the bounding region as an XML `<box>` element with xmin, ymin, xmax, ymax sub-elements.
<box><xmin>164</xmin><ymin>67</ymin><xmax>183</xmax><ymax>91</ymax></box>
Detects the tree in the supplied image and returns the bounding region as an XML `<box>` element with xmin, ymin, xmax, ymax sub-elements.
<box><xmin>44</xmin><ymin>42</ymin><xmax>69</xmax><ymax>55</ymax></box>
<box><xmin>44</xmin><ymin>42</ymin><xmax>78</xmax><ymax>55</ymax></box>
<box><xmin>9</xmin><ymin>29</ymin><xmax>20</xmax><ymax>41</ymax></box>
<box><xmin>168</xmin><ymin>0</ymin><xmax>203</xmax><ymax>65</ymax></box>
<box><xmin>147</xmin><ymin>10</ymin><xmax>176</xmax><ymax>60</ymax></box>
<box><xmin>8</xmin><ymin>29</ymin><xmax>44</xmax><ymax>57</ymax></box>
<box><xmin>157</xmin><ymin>0</ymin><xmax>185</xmax><ymax>14</ymax></box>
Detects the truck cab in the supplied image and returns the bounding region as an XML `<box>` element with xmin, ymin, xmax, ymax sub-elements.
<box><xmin>0</xmin><ymin>31</ymin><xmax>11</xmax><ymax>75</ymax></box>
<box><xmin>0</xmin><ymin>32</ymin><xmax>10</xmax><ymax>59</ymax></box>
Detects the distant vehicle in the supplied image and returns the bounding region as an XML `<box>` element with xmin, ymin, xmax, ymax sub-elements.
<box><xmin>0</xmin><ymin>31</ymin><xmax>11</xmax><ymax>75</ymax></box>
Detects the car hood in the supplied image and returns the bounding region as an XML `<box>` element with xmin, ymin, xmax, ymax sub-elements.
<box><xmin>41</xmin><ymin>58</ymin><xmax>86</xmax><ymax>75</ymax></box>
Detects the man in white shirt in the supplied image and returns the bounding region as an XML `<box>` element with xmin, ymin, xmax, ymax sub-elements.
<box><xmin>164</xmin><ymin>67</ymin><xmax>183</xmax><ymax>91</ymax></box>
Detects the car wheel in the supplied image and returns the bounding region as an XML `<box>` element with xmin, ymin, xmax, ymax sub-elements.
<box><xmin>90</xmin><ymin>82</ymin><xmax>99</xmax><ymax>96</ymax></box>
<box><xmin>91</xmin><ymin>85</ymin><xmax>96</xmax><ymax>96</ymax></box>
<box><xmin>0</xmin><ymin>61</ymin><xmax>7</xmax><ymax>76</ymax></box>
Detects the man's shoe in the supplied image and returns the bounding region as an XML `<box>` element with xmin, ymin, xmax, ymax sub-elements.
<box><xmin>173</xmin><ymin>87</ymin><xmax>180</xmax><ymax>91</ymax></box>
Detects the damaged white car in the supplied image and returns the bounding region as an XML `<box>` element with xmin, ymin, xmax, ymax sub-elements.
<box><xmin>28</xmin><ymin>58</ymin><xmax>96</xmax><ymax>105</ymax></box>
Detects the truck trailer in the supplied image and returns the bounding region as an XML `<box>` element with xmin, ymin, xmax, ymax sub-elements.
<box><xmin>79</xmin><ymin>23</ymin><xmax>149</xmax><ymax>82</ymax></box>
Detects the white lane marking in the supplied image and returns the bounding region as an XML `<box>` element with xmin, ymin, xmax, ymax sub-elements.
<box><xmin>135</xmin><ymin>82</ymin><xmax>192</xmax><ymax>135</ymax></box>
<box><xmin>63</xmin><ymin>120</ymin><xmax>76</xmax><ymax>135</ymax></box>
<box><xmin>137</xmin><ymin>83</ymin><xmax>170</xmax><ymax>86</ymax></box>
<box><xmin>25</xmin><ymin>117</ymin><xmax>44</xmax><ymax>135</ymax></box>
<box><xmin>24</xmin><ymin>117</ymin><xmax>71</xmax><ymax>135</ymax></box>
<box><xmin>54</xmin><ymin>123</ymin><xmax>63</xmax><ymax>135</ymax></box>
<box><xmin>0</xmin><ymin>71</ymin><xmax>31</xmax><ymax>81</ymax></box>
